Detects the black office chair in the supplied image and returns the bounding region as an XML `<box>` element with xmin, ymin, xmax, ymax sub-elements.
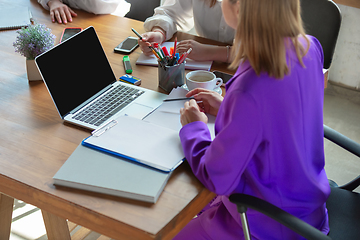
<box><xmin>300</xmin><ymin>0</ymin><xmax>342</xmax><ymax>70</ymax></box>
<box><xmin>229</xmin><ymin>125</ymin><xmax>360</xmax><ymax>240</ymax></box>
<box><xmin>124</xmin><ymin>0</ymin><xmax>161</xmax><ymax>22</ymax></box>
<box><xmin>229</xmin><ymin>1</ymin><xmax>356</xmax><ymax>239</ymax></box>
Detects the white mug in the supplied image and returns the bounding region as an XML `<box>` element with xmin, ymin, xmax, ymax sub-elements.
<box><xmin>186</xmin><ymin>70</ymin><xmax>223</xmax><ymax>91</ymax></box>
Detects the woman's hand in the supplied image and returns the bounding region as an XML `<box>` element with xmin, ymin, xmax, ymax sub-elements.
<box><xmin>176</xmin><ymin>40</ymin><xmax>213</xmax><ymax>62</ymax></box>
<box><xmin>48</xmin><ymin>0</ymin><xmax>77</xmax><ymax>24</ymax></box>
<box><xmin>177</xmin><ymin>40</ymin><xmax>229</xmax><ymax>62</ymax></box>
<box><xmin>180</xmin><ymin>99</ymin><xmax>208</xmax><ymax>126</ymax></box>
<box><xmin>138</xmin><ymin>32</ymin><xmax>165</xmax><ymax>56</ymax></box>
<box><xmin>186</xmin><ymin>88</ymin><xmax>223</xmax><ymax>117</ymax></box>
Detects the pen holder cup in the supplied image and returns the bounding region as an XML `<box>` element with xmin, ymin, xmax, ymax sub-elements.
<box><xmin>158</xmin><ymin>61</ymin><xmax>185</xmax><ymax>93</ymax></box>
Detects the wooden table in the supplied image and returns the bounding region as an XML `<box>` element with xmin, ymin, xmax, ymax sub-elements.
<box><xmin>0</xmin><ymin>0</ymin><xmax>234</xmax><ymax>239</ymax></box>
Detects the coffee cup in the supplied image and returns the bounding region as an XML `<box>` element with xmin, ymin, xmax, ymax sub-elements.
<box><xmin>186</xmin><ymin>70</ymin><xmax>223</xmax><ymax>91</ymax></box>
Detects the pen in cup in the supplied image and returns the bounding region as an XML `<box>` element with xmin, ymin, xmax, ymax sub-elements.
<box><xmin>173</xmin><ymin>37</ymin><xmax>177</xmax><ymax>58</ymax></box>
<box><xmin>178</xmin><ymin>48</ymin><xmax>192</xmax><ymax>64</ymax></box>
<box><xmin>150</xmin><ymin>47</ymin><xmax>161</xmax><ymax>61</ymax></box>
<box><xmin>162</xmin><ymin>46</ymin><xmax>170</xmax><ymax>57</ymax></box>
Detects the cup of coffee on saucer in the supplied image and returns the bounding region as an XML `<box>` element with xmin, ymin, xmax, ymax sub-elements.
<box><xmin>185</xmin><ymin>70</ymin><xmax>223</xmax><ymax>93</ymax></box>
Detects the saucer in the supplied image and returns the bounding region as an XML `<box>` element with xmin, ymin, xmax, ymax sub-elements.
<box><xmin>180</xmin><ymin>84</ymin><xmax>222</xmax><ymax>95</ymax></box>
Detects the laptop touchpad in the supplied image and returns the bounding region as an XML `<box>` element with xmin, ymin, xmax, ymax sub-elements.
<box><xmin>122</xmin><ymin>103</ymin><xmax>154</xmax><ymax>119</ymax></box>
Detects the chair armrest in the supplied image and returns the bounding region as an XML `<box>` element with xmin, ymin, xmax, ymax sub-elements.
<box><xmin>229</xmin><ymin>194</ymin><xmax>331</xmax><ymax>240</ymax></box>
<box><xmin>324</xmin><ymin>125</ymin><xmax>360</xmax><ymax>191</ymax></box>
<box><xmin>324</xmin><ymin>124</ymin><xmax>360</xmax><ymax>158</ymax></box>
<box><xmin>337</xmin><ymin>175</ymin><xmax>360</xmax><ymax>191</ymax></box>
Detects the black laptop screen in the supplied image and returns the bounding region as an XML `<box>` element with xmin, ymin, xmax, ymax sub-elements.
<box><xmin>35</xmin><ymin>26</ymin><xmax>116</xmax><ymax>117</ymax></box>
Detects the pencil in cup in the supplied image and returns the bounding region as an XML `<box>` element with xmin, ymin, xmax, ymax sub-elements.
<box><xmin>178</xmin><ymin>48</ymin><xmax>192</xmax><ymax>64</ymax></box>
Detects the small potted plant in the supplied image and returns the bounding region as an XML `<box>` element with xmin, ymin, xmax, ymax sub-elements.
<box><xmin>13</xmin><ymin>23</ymin><xmax>55</xmax><ymax>81</ymax></box>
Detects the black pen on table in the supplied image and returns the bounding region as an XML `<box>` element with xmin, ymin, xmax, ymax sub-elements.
<box><xmin>163</xmin><ymin>97</ymin><xmax>195</xmax><ymax>102</ymax></box>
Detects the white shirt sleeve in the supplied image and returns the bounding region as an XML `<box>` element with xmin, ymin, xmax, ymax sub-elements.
<box><xmin>38</xmin><ymin>0</ymin><xmax>121</xmax><ymax>14</ymax></box>
<box><xmin>144</xmin><ymin>0</ymin><xmax>194</xmax><ymax>41</ymax></box>
<box><xmin>144</xmin><ymin>0</ymin><xmax>234</xmax><ymax>44</ymax></box>
<box><xmin>37</xmin><ymin>0</ymin><xmax>54</xmax><ymax>11</ymax></box>
<box><xmin>62</xmin><ymin>0</ymin><xmax>122</xmax><ymax>15</ymax></box>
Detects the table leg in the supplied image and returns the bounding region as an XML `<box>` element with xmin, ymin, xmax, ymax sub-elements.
<box><xmin>41</xmin><ymin>210</ymin><xmax>71</xmax><ymax>240</ymax></box>
<box><xmin>324</xmin><ymin>69</ymin><xmax>329</xmax><ymax>88</ymax></box>
<box><xmin>0</xmin><ymin>193</ymin><xmax>14</xmax><ymax>240</ymax></box>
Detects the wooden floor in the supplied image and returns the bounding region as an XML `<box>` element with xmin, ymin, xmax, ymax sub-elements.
<box><xmin>10</xmin><ymin>199</ymin><xmax>112</xmax><ymax>240</ymax></box>
<box><xmin>67</xmin><ymin>222</ymin><xmax>111</xmax><ymax>240</ymax></box>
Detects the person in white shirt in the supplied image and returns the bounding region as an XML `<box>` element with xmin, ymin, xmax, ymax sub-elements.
<box><xmin>139</xmin><ymin>0</ymin><xmax>234</xmax><ymax>62</ymax></box>
<box><xmin>37</xmin><ymin>0</ymin><xmax>122</xmax><ymax>24</ymax></box>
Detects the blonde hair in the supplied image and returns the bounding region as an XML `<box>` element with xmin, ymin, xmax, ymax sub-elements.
<box><xmin>229</xmin><ymin>0</ymin><xmax>309</xmax><ymax>79</ymax></box>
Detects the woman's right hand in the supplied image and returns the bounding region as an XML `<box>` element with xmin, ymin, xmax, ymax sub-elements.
<box><xmin>138</xmin><ymin>32</ymin><xmax>165</xmax><ymax>56</ymax></box>
<box><xmin>186</xmin><ymin>88</ymin><xmax>223</xmax><ymax>117</ymax></box>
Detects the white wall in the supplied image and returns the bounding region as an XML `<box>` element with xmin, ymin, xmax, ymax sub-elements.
<box><xmin>329</xmin><ymin>4</ymin><xmax>360</xmax><ymax>90</ymax></box>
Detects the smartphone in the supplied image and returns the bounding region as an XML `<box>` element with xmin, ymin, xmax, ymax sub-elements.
<box><xmin>114</xmin><ymin>36</ymin><xmax>139</xmax><ymax>54</ymax></box>
<box><xmin>213</xmin><ymin>71</ymin><xmax>233</xmax><ymax>86</ymax></box>
<box><xmin>59</xmin><ymin>27</ymin><xmax>82</xmax><ymax>43</ymax></box>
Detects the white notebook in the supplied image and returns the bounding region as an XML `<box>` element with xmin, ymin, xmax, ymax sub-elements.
<box><xmin>0</xmin><ymin>7</ymin><xmax>31</xmax><ymax>30</ymax></box>
<box><xmin>143</xmin><ymin>87</ymin><xmax>216</xmax><ymax>139</ymax></box>
<box><xmin>136</xmin><ymin>42</ymin><xmax>213</xmax><ymax>71</ymax></box>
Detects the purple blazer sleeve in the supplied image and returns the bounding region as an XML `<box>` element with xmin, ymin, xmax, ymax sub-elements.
<box><xmin>179</xmin><ymin>90</ymin><xmax>262</xmax><ymax>196</ymax></box>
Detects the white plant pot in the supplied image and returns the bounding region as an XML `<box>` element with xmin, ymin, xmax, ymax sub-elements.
<box><xmin>26</xmin><ymin>59</ymin><xmax>42</xmax><ymax>81</ymax></box>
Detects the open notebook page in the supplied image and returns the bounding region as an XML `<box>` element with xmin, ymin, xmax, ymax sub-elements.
<box><xmin>143</xmin><ymin>87</ymin><xmax>216</xmax><ymax>139</ymax></box>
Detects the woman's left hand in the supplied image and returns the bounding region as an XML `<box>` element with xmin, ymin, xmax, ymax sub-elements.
<box><xmin>176</xmin><ymin>40</ymin><xmax>213</xmax><ymax>62</ymax></box>
<box><xmin>180</xmin><ymin>99</ymin><xmax>208</xmax><ymax>126</ymax></box>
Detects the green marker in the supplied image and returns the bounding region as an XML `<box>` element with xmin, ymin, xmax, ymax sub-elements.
<box><xmin>123</xmin><ymin>55</ymin><xmax>132</xmax><ymax>74</ymax></box>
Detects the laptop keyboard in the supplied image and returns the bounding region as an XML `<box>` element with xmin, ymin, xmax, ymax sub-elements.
<box><xmin>73</xmin><ymin>84</ymin><xmax>144</xmax><ymax>127</ymax></box>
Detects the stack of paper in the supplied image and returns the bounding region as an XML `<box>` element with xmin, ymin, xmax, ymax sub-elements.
<box><xmin>144</xmin><ymin>87</ymin><xmax>216</xmax><ymax>139</ymax></box>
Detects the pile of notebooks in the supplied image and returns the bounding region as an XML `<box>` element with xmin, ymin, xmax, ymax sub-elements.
<box><xmin>54</xmin><ymin>115</ymin><xmax>185</xmax><ymax>203</ymax></box>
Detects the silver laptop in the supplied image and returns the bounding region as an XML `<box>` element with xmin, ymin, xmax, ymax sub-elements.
<box><xmin>35</xmin><ymin>26</ymin><xmax>166</xmax><ymax>130</ymax></box>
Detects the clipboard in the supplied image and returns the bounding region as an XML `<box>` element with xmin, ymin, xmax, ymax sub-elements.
<box><xmin>82</xmin><ymin>116</ymin><xmax>185</xmax><ymax>172</ymax></box>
